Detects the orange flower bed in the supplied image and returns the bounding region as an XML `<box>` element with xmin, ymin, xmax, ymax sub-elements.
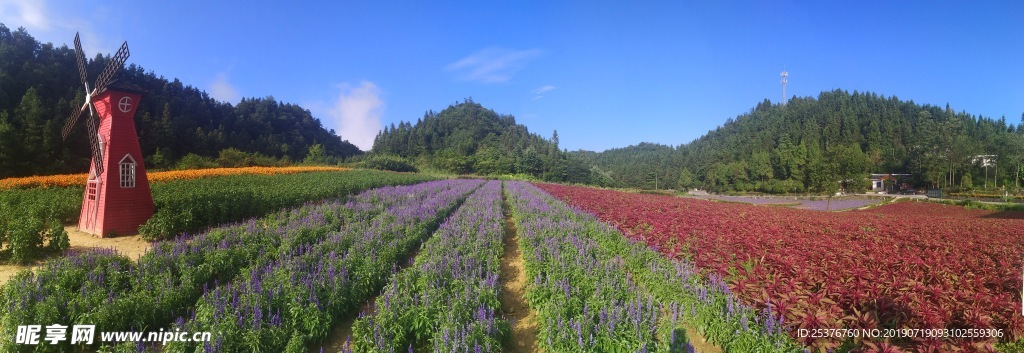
<box><xmin>0</xmin><ymin>166</ymin><xmax>350</xmax><ymax>190</ymax></box>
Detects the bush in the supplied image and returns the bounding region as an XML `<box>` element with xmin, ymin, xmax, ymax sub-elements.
<box><xmin>0</xmin><ymin>187</ymin><xmax>80</xmax><ymax>264</ymax></box>
<box><xmin>175</xmin><ymin>153</ymin><xmax>217</xmax><ymax>170</ymax></box>
<box><xmin>216</xmin><ymin>148</ymin><xmax>280</xmax><ymax>167</ymax></box>
<box><xmin>359</xmin><ymin>154</ymin><xmax>418</xmax><ymax>173</ymax></box>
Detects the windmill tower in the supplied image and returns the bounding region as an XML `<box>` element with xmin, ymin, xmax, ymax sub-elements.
<box><xmin>780</xmin><ymin>71</ymin><xmax>789</xmax><ymax>105</ymax></box>
<box><xmin>62</xmin><ymin>33</ymin><xmax>153</xmax><ymax>237</ymax></box>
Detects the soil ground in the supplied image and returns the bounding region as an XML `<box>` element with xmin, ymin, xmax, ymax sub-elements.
<box><xmin>500</xmin><ymin>191</ymin><xmax>539</xmax><ymax>353</ymax></box>
<box><xmin>0</xmin><ymin>226</ymin><xmax>151</xmax><ymax>286</ymax></box>
<box><xmin>684</xmin><ymin>325</ymin><xmax>723</xmax><ymax>353</ymax></box>
<box><xmin>311</xmin><ymin>247</ymin><xmax>421</xmax><ymax>353</ymax></box>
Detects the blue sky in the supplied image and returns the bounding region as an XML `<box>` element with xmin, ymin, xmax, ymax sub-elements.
<box><xmin>1</xmin><ymin>1</ymin><xmax>1021</xmax><ymax>152</ymax></box>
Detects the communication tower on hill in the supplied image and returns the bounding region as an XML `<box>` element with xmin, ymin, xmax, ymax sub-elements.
<box><xmin>780</xmin><ymin>70</ymin><xmax>789</xmax><ymax>105</ymax></box>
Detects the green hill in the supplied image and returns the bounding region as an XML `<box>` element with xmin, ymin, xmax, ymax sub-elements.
<box><xmin>573</xmin><ymin>90</ymin><xmax>1024</xmax><ymax>193</ymax></box>
<box><xmin>371</xmin><ymin>99</ymin><xmax>610</xmax><ymax>185</ymax></box>
<box><xmin>0</xmin><ymin>24</ymin><xmax>361</xmax><ymax>178</ymax></box>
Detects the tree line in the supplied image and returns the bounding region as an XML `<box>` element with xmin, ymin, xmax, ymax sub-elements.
<box><xmin>574</xmin><ymin>89</ymin><xmax>1024</xmax><ymax>194</ymax></box>
<box><xmin>0</xmin><ymin>24</ymin><xmax>361</xmax><ymax>178</ymax></box>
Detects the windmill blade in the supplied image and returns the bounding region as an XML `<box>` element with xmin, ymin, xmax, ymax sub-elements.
<box><xmin>84</xmin><ymin>111</ymin><xmax>104</xmax><ymax>175</ymax></box>
<box><xmin>63</xmin><ymin>33</ymin><xmax>92</xmax><ymax>140</ymax></box>
<box><xmin>93</xmin><ymin>41</ymin><xmax>130</xmax><ymax>93</ymax></box>
<box><xmin>74</xmin><ymin>32</ymin><xmax>88</xmax><ymax>88</ymax></box>
<box><xmin>60</xmin><ymin>101</ymin><xmax>86</xmax><ymax>139</ymax></box>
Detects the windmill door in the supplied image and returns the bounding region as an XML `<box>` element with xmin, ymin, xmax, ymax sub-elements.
<box><xmin>82</xmin><ymin>179</ymin><xmax>100</xmax><ymax>230</ymax></box>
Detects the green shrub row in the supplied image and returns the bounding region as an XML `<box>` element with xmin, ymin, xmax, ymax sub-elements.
<box><xmin>139</xmin><ymin>170</ymin><xmax>437</xmax><ymax>240</ymax></box>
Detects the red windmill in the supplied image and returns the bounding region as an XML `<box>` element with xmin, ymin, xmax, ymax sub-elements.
<box><xmin>61</xmin><ymin>33</ymin><xmax>153</xmax><ymax>237</ymax></box>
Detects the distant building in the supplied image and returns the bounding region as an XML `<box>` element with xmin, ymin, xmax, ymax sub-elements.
<box><xmin>869</xmin><ymin>173</ymin><xmax>912</xmax><ymax>193</ymax></box>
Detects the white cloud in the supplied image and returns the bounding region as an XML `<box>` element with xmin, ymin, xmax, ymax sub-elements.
<box><xmin>209</xmin><ymin>73</ymin><xmax>240</xmax><ymax>104</ymax></box>
<box><xmin>0</xmin><ymin>0</ymin><xmax>111</xmax><ymax>54</ymax></box>
<box><xmin>324</xmin><ymin>81</ymin><xmax>383</xmax><ymax>151</ymax></box>
<box><xmin>446</xmin><ymin>47</ymin><xmax>542</xmax><ymax>83</ymax></box>
<box><xmin>532</xmin><ymin>85</ymin><xmax>556</xmax><ymax>99</ymax></box>
<box><xmin>0</xmin><ymin>0</ymin><xmax>49</xmax><ymax>30</ymax></box>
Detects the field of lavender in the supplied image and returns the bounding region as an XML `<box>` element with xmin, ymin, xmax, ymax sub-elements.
<box><xmin>351</xmin><ymin>180</ymin><xmax>507</xmax><ymax>352</ymax></box>
<box><xmin>2</xmin><ymin>179</ymin><xmax>811</xmax><ymax>352</ymax></box>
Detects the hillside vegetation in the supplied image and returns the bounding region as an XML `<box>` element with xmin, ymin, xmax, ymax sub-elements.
<box><xmin>575</xmin><ymin>90</ymin><xmax>1024</xmax><ymax>193</ymax></box>
<box><xmin>0</xmin><ymin>24</ymin><xmax>361</xmax><ymax>178</ymax></box>
<box><xmin>371</xmin><ymin>99</ymin><xmax>613</xmax><ymax>185</ymax></box>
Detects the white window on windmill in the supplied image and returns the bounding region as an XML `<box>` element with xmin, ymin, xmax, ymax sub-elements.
<box><xmin>119</xmin><ymin>154</ymin><xmax>137</xmax><ymax>188</ymax></box>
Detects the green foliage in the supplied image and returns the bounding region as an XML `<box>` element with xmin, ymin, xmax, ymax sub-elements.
<box><xmin>370</xmin><ymin>99</ymin><xmax>604</xmax><ymax>184</ymax></box>
<box><xmin>0</xmin><ymin>187</ymin><xmax>80</xmax><ymax>264</ymax></box>
<box><xmin>0</xmin><ymin>249</ymin><xmax>135</xmax><ymax>351</ymax></box>
<box><xmin>302</xmin><ymin>143</ymin><xmax>328</xmax><ymax>165</ymax></box>
<box><xmin>174</xmin><ymin>153</ymin><xmax>217</xmax><ymax>170</ymax></box>
<box><xmin>996</xmin><ymin>339</ymin><xmax>1024</xmax><ymax>353</ymax></box>
<box><xmin>573</xmin><ymin>90</ymin><xmax>1024</xmax><ymax>194</ymax></box>
<box><xmin>215</xmin><ymin>147</ymin><xmax>279</xmax><ymax>167</ymax></box>
<box><xmin>0</xmin><ymin>24</ymin><xmax>361</xmax><ymax>178</ymax></box>
<box><xmin>145</xmin><ymin>148</ymin><xmax>172</xmax><ymax>170</ymax></box>
<box><xmin>961</xmin><ymin>172</ymin><xmax>973</xmax><ymax>189</ymax></box>
<box><xmin>138</xmin><ymin>170</ymin><xmax>435</xmax><ymax>240</ymax></box>
<box><xmin>359</xmin><ymin>154</ymin><xmax>418</xmax><ymax>173</ymax></box>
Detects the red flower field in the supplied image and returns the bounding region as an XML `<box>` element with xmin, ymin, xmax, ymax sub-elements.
<box><xmin>536</xmin><ymin>183</ymin><xmax>1024</xmax><ymax>351</ymax></box>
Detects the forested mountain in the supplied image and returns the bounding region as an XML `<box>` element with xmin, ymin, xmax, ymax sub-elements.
<box><xmin>0</xmin><ymin>24</ymin><xmax>361</xmax><ymax>178</ymax></box>
<box><xmin>575</xmin><ymin>90</ymin><xmax>1024</xmax><ymax>193</ymax></box>
<box><xmin>372</xmin><ymin>99</ymin><xmax>610</xmax><ymax>185</ymax></box>
<box><xmin>574</xmin><ymin>142</ymin><xmax>679</xmax><ymax>190</ymax></box>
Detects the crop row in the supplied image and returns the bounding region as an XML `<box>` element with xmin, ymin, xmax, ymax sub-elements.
<box><xmin>516</xmin><ymin>181</ymin><xmax>801</xmax><ymax>352</ymax></box>
<box><xmin>1</xmin><ymin>179</ymin><xmax>482</xmax><ymax>352</ymax></box>
<box><xmin>537</xmin><ymin>183</ymin><xmax>1024</xmax><ymax>352</ymax></box>
<box><xmin>140</xmin><ymin>169</ymin><xmax>437</xmax><ymax>240</ymax></box>
<box><xmin>0</xmin><ymin>166</ymin><xmax>351</xmax><ymax>190</ymax></box>
<box><xmin>506</xmin><ymin>181</ymin><xmax>670</xmax><ymax>351</ymax></box>
<box><xmin>162</xmin><ymin>179</ymin><xmax>483</xmax><ymax>352</ymax></box>
<box><xmin>0</xmin><ymin>169</ymin><xmax>435</xmax><ymax>263</ymax></box>
<box><xmin>350</xmin><ymin>180</ymin><xmax>507</xmax><ymax>352</ymax></box>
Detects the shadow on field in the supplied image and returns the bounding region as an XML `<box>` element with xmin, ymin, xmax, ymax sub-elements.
<box><xmin>981</xmin><ymin>211</ymin><xmax>1024</xmax><ymax>220</ymax></box>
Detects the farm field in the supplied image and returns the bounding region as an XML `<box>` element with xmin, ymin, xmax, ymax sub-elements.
<box><xmin>2</xmin><ymin>179</ymin><xmax>484</xmax><ymax>352</ymax></box>
<box><xmin>5</xmin><ymin>178</ymin><xmax>1020</xmax><ymax>352</ymax></box>
<box><xmin>0</xmin><ymin>169</ymin><xmax>436</xmax><ymax>264</ymax></box>
<box><xmin>1</xmin><ymin>179</ymin><xmax>808</xmax><ymax>352</ymax></box>
<box><xmin>537</xmin><ymin>182</ymin><xmax>1024</xmax><ymax>352</ymax></box>
<box><xmin>507</xmin><ymin>181</ymin><xmax>797</xmax><ymax>352</ymax></box>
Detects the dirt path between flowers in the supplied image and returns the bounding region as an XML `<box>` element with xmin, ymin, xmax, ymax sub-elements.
<box><xmin>499</xmin><ymin>189</ymin><xmax>539</xmax><ymax>353</ymax></box>
<box><xmin>311</xmin><ymin>245</ymin><xmax>423</xmax><ymax>353</ymax></box>
<box><xmin>0</xmin><ymin>226</ymin><xmax>151</xmax><ymax>286</ymax></box>
<box><xmin>681</xmin><ymin>323</ymin><xmax>723</xmax><ymax>353</ymax></box>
